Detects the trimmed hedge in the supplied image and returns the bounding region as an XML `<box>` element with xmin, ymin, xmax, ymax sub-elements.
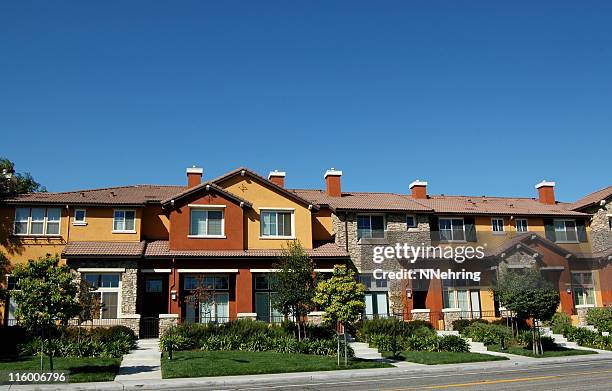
<box><xmin>452</xmin><ymin>319</ymin><xmax>489</xmax><ymax>333</ymax></box>
<box><xmin>369</xmin><ymin>333</ymin><xmax>469</xmax><ymax>353</ymax></box>
<box><xmin>357</xmin><ymin>318</ymin><xmax>434</xmax><ymax>341</ymax></box>
<box><xmin>587</xmin><ymin>308</ymin><xmax>612</xmax><ymax>332</ymax></box>
<box><xmin>461</xmin><ymin>323</ymin><xmax>512</xmax><ymax>346</ymax></box>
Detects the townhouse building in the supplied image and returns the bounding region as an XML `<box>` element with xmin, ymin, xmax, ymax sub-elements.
<box><xmin>1</xmin><ymin>167</ymin><xmax>611</xmax><ymax>335</ymax></box>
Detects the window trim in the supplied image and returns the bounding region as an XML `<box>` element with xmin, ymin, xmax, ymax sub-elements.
<box><xmin>491</xmin><ymin>217</ymin><xmax>505</xmax><ymax>234</ymax></box>
<box><xmin>188</xmin><ymin>207</ymin><xmax>226</xmax><ymax>238</ymax></box>
<box><xmin>73</xmin><ymin>209</ymin><xmax>87</xmax><ymax>226</ymax></box>
<box><xmin>82</xmin><ymin>272</ymin><xmax>122</xmax><ymax>319</ymax></box>
<box><xmin>259</xmin><ymin>209</ymin><xmax>295</xmax><ymax>239</ymax></box>
<box><xmin>571</xmin><ymin>270</ymin><xmax>596</xmax><ymax>307</ymax></box>
<box><xmin>438</xmin><ymin>216</ymin><xmax>466</xmax><ymax>242</ymax></box>
<box><xmin>553</xmin><ymin>219</ymin><xmax>579</xmax><ymax>243</ymax></box>
<box><xmin>357</xmin><ymin>213</ymin><xmax>386</xmax><ymax>241</ymax></box>
<box><xmin>515</xmin><ymin>218</ymin><xmax>528</xmax><ymax>232</ymax></box>
<box><xmin>406</xmin><ymin>214</ymin><xmax>417</xmax><ymax>229</ymax></box>
<box><xmin>13</xmin><ymin>207</ymin><xmax>62</xmax><ymax>237</ymax></box>
<box><xmin>112</xmin><ymin>209</ymin><xmax>137</xmax><ymax>233</ymax></box>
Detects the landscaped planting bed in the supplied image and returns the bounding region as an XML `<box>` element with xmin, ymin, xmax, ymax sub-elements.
<box><xmin>387</xmin><ymin>351</ymin><xmax>508</xmax><ymax>365</ymax></box>
<box><xmin>0</xmin><ymin>356</ymin><xmax>121</xmax><ymax>383</ymax></box>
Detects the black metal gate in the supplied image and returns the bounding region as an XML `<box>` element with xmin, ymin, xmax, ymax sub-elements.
<box><xmin>140</xmin><ymin>317</ymin><xmax>160</xmax><ymax>338</ymax></box>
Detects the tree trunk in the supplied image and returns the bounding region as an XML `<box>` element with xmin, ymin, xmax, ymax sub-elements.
<box><xmin>49</xmin><ymin>354</ymin><xmax>54</xmax><ymax>371</ymax></box>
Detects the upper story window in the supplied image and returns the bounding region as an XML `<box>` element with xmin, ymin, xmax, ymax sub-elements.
<box><xmin>491</xmin><ymin>218</ymin><xmax>505</xmax><ymax>233</ymax></box>
<box><xmin>439</xmin><ymin>217</ymin><xmax>465</xmax><ymax>241</ymax></box>
<box><xmin>515</xmin><ymin>218</ymin><xmax>528</xmax><ymax>232</ymax></box>
<box><xmin>406</xmin><ymin>215</ymin><xmax>417</xmax><ymax>228</ymax></box>
<box><xmin>113</xmin><ymin>210</ymin><xmax>136</xmax><ymax>233</ymax></box>
<box><xmin>189</xmin><ymin>207</ymin><xmax>224</xmax><ymax>237</ymax></box>
<box><xmin>554</xmin><ymin>219</ymin><xmax>578</xmax><ymax>243</ymax></box>
<box><xmin>13</xmin><ymin>207</ymin><xmax>61</xmax><ymax>236</ymax></box>
<box><xmin>261</xmin><ymin>210</ymin><xmax>294</xmax><ymax>238</ymax></box>
<box><xmin>357</xmin><ymin>215</ymin><xmax>385</xmax><ymax>240</ymax></box>
<box><xmin>74</xmin><ymin>209</ymin><xmax>87</xmax><ymax>225</ymax></box>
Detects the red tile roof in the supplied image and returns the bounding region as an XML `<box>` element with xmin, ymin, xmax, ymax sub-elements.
<box><xmin>144</xmin><ymin>240</ymin><xmax>349</xmax><ymax>258</ymax></box>
<box><xmin>160</xmin><ymin>183</ymin><xmax>252</xmax><ymax>208</ymax></box>
<box><xmin>291</xmin><ymin>189</ymin><xmax>432</xmax><ymax>212</ymax></box>
<box><xmin>569</xmin><ymin>186</ymin><xmax>612</xmax><ymax>211</ymax></box>
<box><xmin>62</xmin><ymin>241</ymin><xmax>146</xmax><ymax>258</ymax></box>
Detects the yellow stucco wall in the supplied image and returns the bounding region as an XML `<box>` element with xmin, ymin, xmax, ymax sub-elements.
<box><xmin>67</xmin><ymin>207</ymin><xmax>142</xmax><ymax>242</ymax></box>
<box><xmin>479</xmin><ymin>289</ymin><xmax>496</xmax><ymax>314</ymax></box>
<box><xmin>220</xmin><ymin>175</ymin><xmax>314</xmax><ymax>249</ymax></box>
<box><xmin>312</xmin><ymin>209</ymin><xmax>333</xmax><ymax>242</ymax></box>
<box><xmin>141</xmin><ymin>205</ymin><xmax>169</xmax><ymax>240</ymax></box>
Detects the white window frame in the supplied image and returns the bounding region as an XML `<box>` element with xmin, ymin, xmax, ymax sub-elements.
<box><xmin>438</xmin><ymin>217</ymin><xmax>466</xmax><ymax>242</ymax></box>
<box><xmin>357</xmin><ymin>214</ymin><xmax>386</xmax><ymax>240</ymax></box>
<box><xmin>13</xmin><ymin>207</ymin><xmax>62</xmax><ymax>236</ymax></box>
<box><xmin>259</xmin><ymin>208</ymin><xmax>295</xmax><ymax>239</ymax></box>
<box><xmin>82</xmin><ymin>273</ymin><xmax>122</xmax><ymax>319</ymax></box>
<box><xmin>491</xmin><ymin>217</ymin><xmax>505</xmax><ymax>234</ymax></box>
<box><xmin>112</xmin><ymin>209</ymin><xmax>136</xmax><ymax>233</ymax></box>
<box><xmin>554</xmin><ymin>219</ymin><xmax>579</xmax><ymax>243</ymax></box>
<box><xmin>406</xmin><ymin>214</ymin><xmax>417</xmax><ymax>229</ymax></box>
<box><xmin>73</xmin><ymin>209</ymin><xmax>87</xmax><ymax>226</ymax></box>
<box><xmin>188</xmin><ymin>206</ymin><xmax>226</xmax><ymax>238</ymax></box>
<box><xmin>515</xmin><ymin>218</ymin><xmax>528</xmax><ymax>232</ymax></box>
<box><xmin>571</xmin><ymin>271</ymin><xmax>596</xmax><ymax>306</ymax></box>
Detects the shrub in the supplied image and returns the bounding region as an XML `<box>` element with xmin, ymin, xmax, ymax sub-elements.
<box><xmin>452</xmin><ymin>319</ymin><xmax>489</xmax><ymax>333</ymax></box>
<box><xmin>463</xmin><ymin>323</ymin><xmax>512</xmax><ymax>346</ymax></box>
<box><xmin>550</xmin><ymin>312</ymin><xmax>572</xmax><ymax>335</ymax></box>
<box><xmin>438</xmin><ymin>335</ymin><xmax>470</xmax><ymax>352</ymax></box>
<box><xmin>587</xmin><ymin>308</ymin><xmax>612</xmax><ymax>332</ymax></box>
<box><xmin>369</xmin><ymin>333</ymin><xmax>469</xmax><ymax>353</ymax></box>
<box><xmin>358</xmin><ymin>318</ymin><xmax>434</xmax><ymax>341</ymax></box>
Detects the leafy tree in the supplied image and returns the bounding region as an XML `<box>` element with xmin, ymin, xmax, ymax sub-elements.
<box><xmin>494</xmin><ymin>266</ymin><xmax>560</xmax><ymax>355</ymax></box>
<box><xmin>314</xmin><ymin>265</ymin><xmax>365</xmax><ymax>365</ymax></box>
<box><xmin>272</xmin><ymin>241</ymin><xmax>318</xmax><ymax>340</ymax></box>
<box><xmin>11</xmin><ymin>255</ymin><xmax>81</xmax><ymax>369</ymax></box>
<box><xmin>0</xmin><ymin>157</ymin><xmax>46</xmax><ymax>198</ymax></box>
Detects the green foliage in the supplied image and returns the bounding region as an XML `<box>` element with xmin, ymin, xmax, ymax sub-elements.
<box><xmin>451</xmin><ymin>318</ymin><xmax>489</xmax><ymax>333</ymax></box>
<box><xmin>462</xmin><ymin>323</ymin><xmax>513</xmax><ymax>346</ymax></box>
<box><xmin>18</xmin><ymin>326</ymin><xmax>136</xmax><ymax>358</ymax></box>
<box><xmin>564</xmin><ymin>326</ymin><xmax>612</xmax><ymax>350</ymax></box>
<box><xmin>272</xmin><ymin>241</ymin><xmax>318</xmax><ymax>326</ymax></box>
<box><xmin>586</xmin><ymin>308</ymin><xmax>612</xmax><ymax>332</ymax></box>
<box><xmin>77</xmin><ymin>278</ymin><xmax>100</xmax><ymax>325</ymax></box>
<box><xmin>0</xmin><ymin>157</ymin><xmax>46</xmax><ymax>198</ymax></box>
<box><xmin>357</xmin><ymin>317</ymin><xmax>434</xmax><ymax>341</ymax></box>
<box><xmin>550</xmin><ymin>312</ymin><xmax>572</xmax><ymax>335</ymax></box>
<box><xmin>494</xmin><ymin>267</ymin><xmax>560</xmax><ymax>322</ymax></box>
<box><xmin>313</xmin><ymin>265</ymin><xmax>365</xmax><ymax>326</ymax></box>
<box><xmin>369</xmin><ymin>333</ymin><xmax>469</xmax><ymax>353</ymax></box>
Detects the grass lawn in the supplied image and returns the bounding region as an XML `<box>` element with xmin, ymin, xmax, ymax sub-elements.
<box><xmin>488</xmin><ymin>345</ymin><xmax>597</xmax><ymax>358</ymax></box>
<box><xmin>161</xmin><ymin>350</ymin><xmax>392</xmax><ymax>378</ymax></box>
<box><xmin>0</xmin><ymin>356</ymin><xmax>121</xmax><ymax>383</ymax></box>
<box><xmin>385</xmin><ymin>351</ymin><xmax>508</xmax><ymax>365</ymax></box>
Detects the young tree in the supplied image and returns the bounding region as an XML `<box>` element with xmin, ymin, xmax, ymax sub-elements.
<box><xmin>494</xmin><ymin>266</ymin><xmax>560</xmax><ymax>355</ymax></box>
<box><xmin>0</xmin><ymin>158</ymin><xmax>46</xmax><ymax>198</ymax></box>
<box><xmin>272</xmin><ymin>241</ymin><xmax>317</xmax><ymax>340</ymax></box>
<box><xmin>11</xmin><ymin>255</ymin><xmax>81</xmax><ymax>369</ymax></box>
<box><xmin>313</xmin><ymin>265</ymin><xmax>365</xmax><ymax>365</ymax></box>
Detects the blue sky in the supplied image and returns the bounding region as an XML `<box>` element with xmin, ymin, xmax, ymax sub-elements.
<box><xmin>1</xmin><ymin>1</ymin><xmax>610</xmax><ymax>202</ymax></box>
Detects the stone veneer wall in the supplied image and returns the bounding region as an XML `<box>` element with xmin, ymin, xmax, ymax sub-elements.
<box><xmin>585</xmin><ymin>200</ymin><xmax>612</xmax><ymax>253</ymax></box>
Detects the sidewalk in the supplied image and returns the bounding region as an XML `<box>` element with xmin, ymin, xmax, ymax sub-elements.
<box><xmin>4</xmin><ymin>350</ymin><xmax>612</xmax><ymax>390</ymax></box>
<box><xmin>114</xmin><ymin>339</ymin><xmax>161</xmax><ymax>381</ymax></box>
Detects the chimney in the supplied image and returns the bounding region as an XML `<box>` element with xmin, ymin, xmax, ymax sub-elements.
<box><xmin>268</xmin><ymin>170</ymin><xmax>286</xmax><ymax>188</ymax></box>
<box><xmin>186</xmin><ymin>166</ymin><xmax>203</xmax><ymax>188</ymax></box>
<box><xmin>324</xmin><ymin>168</ymin><xmax>342</xmax><ymax>197</ymax></box>
<box><xmin>409</xmin><ymin>179</ymin><xmax>428</xmax><ymax>199</ymax></box>
<box><xmin>535</xmin><ymin>180</ymin><xmax>556</xmax><ymax>205</ymax></box>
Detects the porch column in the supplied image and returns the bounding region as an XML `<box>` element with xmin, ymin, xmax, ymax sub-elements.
<box><xmin>576</xmin><ymin>304</ymin><xmax>595</xmax><ymax>327</ymax></box>
<box><xmin>235</xmin><ymin>268</ymin><xmax>253</xmax><ymax>318</ymax></box>
<box><xmin>442</xmin><ymin>308</ymin><xmax>462</xmax><ymax>331</ymax></box>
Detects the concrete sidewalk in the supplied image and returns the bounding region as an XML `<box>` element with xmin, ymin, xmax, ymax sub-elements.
<box><xmin>114</xmin><ymin>339</ymin><xmax>161</xmax><ymax>381</ymax></box>
<box><xmin>4</xmin><ymin>350</ymin><xmax>612</xmax><ymax>390</ymax></box>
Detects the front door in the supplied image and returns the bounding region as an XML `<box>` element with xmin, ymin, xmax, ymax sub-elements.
<box><xmin>140</xmin><ymin>274</ymin><xmax>168</xmax><ymax>338</ymax></box>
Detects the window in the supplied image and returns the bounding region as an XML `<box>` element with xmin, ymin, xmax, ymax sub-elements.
<box><xmin>364</xmin><ymin>293</ymin><xmax>389</xmax><ymax>318</ymax></box>
<box><xmin>184</xmin><ymin>275</ymin><xmax>230</xmax><ymax>323</ymax></box>
<box><xmin>438</xmin><ymin>218</ymin><xmax>465</xmax><ymax>241</ymax></box>
<box><xmin>515</xmin><ymin>218</ymin><xmax>528</xmax><ymax>232</ymax></box>
<box><xmin>83</xmin><ymin>273</ymin><xmax>120</xmax><ymax>319</ymax></box>
<box><xmin>189</xmin><ymin>209</ymin><xmax>224</xmax><ymax>237</ymax></box>
<box><xmin>491</xmin><ymin>218</ymin><xmax>504</xmax><ymax>233</ymax></box>
<box><xmin>554</xmin><ymin>219</ymin><xmax>578</xmax><ymax>243</ymax></box>
<box><xmin>261</xmin><ymin>210</ymin><xmax>293</xmax><ymax>237</ymax></box>
<box><xmin>145</xmin><ymin>279</ymin><xmax>163</xmax><ymax>293</ymax></box>
<box><xmin>442</xmin><ymin>279</ymin><xmax>481</xmax><ymax>318</ymax></box>
<box><xmin>74</xmin><ymin>209</ymin><xmax>86</xmax><ymax>224</ymax></box>
<box><xmin>572</xmin><ymin>272</ymin><xmax>595</xmax><ymax>306</ymax></box>
<box><xmin>7</xmin><ymin>275</ymin><xmax>19</xmax><ymax>290</ymax></box>
<box><xmin>13</xmin><ymin>207</ymin><xmax>61</xmax><ymax>236</ymax></box>
<box><xmin>406</xmin><ymin>215</ymin><xmax>417</xmax><ymax>228</ymax></box>
<box><xmin>357</xmin><ymin>215</ymin><xmax>385</xmax><ymax>240</ymax></box>
<box><xmin>6</xmin><ymin>276</ymin><xmax>19</xmax><ymax>326</ymax></box>
<box><xmin>113</xmin><ymin>210</ymin><xmax>136</xmax><ymax>232</ymax></box>
<box><xmin>254</xmin><ymin>274</ymin><xmax>283</xmax><ymax>323</ymax></box>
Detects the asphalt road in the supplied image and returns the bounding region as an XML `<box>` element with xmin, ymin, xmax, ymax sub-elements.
<box><xmin>215</xmin><ymin>358</ymin><xmax>612</xmax><ymax>391</ymax></box>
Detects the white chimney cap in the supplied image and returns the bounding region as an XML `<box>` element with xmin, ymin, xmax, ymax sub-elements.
<box><xmin>409</xmin><ymin>179</ymin><xmax>428</xmax><ymax>189</ymax></box>
<box><xmin>535</xmin><ymin>180</ymin><xmax>555</xmax><ymax>189</ymax></box>
<box><xmin>186</xmin><ymin>166</ymin><xmax>203</xmax><ymax>175</ymax></box>
<box><xmin>268</xmin><ymin>170</ymin><xmax>286</xmax><ymax>179</ymax></box>
<box><xmin>324</xmin><ymin>168</ymin><xmax>343</xmax><ymax>178</ymax></box>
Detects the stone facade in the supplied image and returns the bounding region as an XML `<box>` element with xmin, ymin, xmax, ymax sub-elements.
<box><xmin>411</xmin><ymin>309</ymin><xmax>430</xmax><ymax>322</ymax></box>
<box><xmin>159</xmin><ymin>314</ymin><xmax>179</xmax><ymax>336</ymax></box>
<box><xmin>576</xmin><ymin>304</ymin><xmax>594</xmax><ymax>327</ymax></box>
<box><xmin>307</xmin><ymin>311</ymin><xmax>326</xmax><ymax>325</ymax></box>
<box><xmin>442</xmin><ymin>308</ymin><xmax>462</xmax><ymax>331</ymax></box>
<box><xmin>584</xmin><ymin>200</ymin><xmax>612</xmax><ymax>253</ymax></box>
